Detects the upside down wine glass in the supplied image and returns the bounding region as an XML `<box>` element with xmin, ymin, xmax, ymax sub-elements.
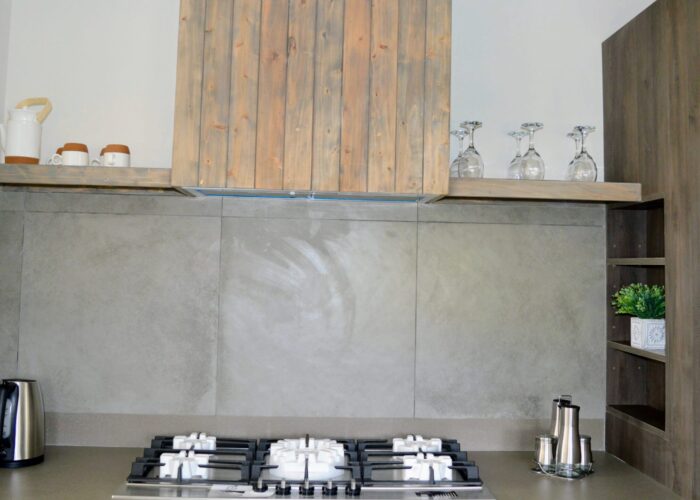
<box><xmin>565</xmin><ymin>130</ymin><xmax>582</xmax><ymax>180</ymax></box>
<box><xmin>569</xmin><ymin>126</ymin><xmax>598</xmax><ymax>182</ymax></box>
<box><xmin>520</xmin><ymin>122</ymin><xmax>545</xmax><ymax>180</ymax></box>
<box><xmin>450</xmin><ymin>128</ymin><xmax>468</xmax><ymax>178</ymax></box>
<box><xmin>506</xmin><ymin>130</ymin><xmax>528</xmax><ymax>179</ymax></box>
<box><xmin>458</xmin><ymin>121</ymin><xmax>485</xmax><ymax>178</ymax></box>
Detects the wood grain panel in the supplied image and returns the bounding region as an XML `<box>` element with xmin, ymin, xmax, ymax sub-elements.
<box><xmin>227</xmin><ymin>0</ymin><xmax>262</xmax><ymax>188</ymax></box>
<box><xmin>0</xmin><ymin>165</ymin><xmax>172</xmax><ymax>188</ymax></box>
<box><xmin>448</xmin><ymin>178</ymin><xmax>641</xmax><ymax>202</ymax></box>
<box><xmin>422</xmin><ymin>0</ymin><xmax>451</xmax><ymax>195</ymax></box>
<box><xmin>283</xmin><ymin>0</ymin><xmax>317</xmax><ymax>190</ymax></box>
<box><xmin>171</xmin><ymin>0</ymin><xmax>206</xmax><ymax>187</ymax></box>
<box><xmin>603</xmin><ymin>0</ymin><xmax>700</xmax><ymax>495</ymax></box>
<box><xmin>339</xmin><ymin>0</ymin><xmax>371</xmax><ymax>192</ymax></box>
<box><xmin>198</xmin><ymin>0</ymin><xmax>234</xmax><ymax>187</ymax></box>
<box><xmin>255</xmin><ymin>0</ymin><xmax>289</xmax><ymax>189</ymax></box>
<box><xmin>395</xmin><ymin>0</ymin><xmax>425</xmax><ymax>194</ymax></box>
<box><xmin>311</xmin><ymin>0</ymin><xmax>344</xmax><ymax>192</ymax></box>
<box><xmin>367</xmin><ymin>0</ymin><xmax>398</xmax><ymax>193</ymax></box>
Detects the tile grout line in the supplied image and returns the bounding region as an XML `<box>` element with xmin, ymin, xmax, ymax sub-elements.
<box><xmin>213</xmin><ymin>199</ymin><xmax>224</xmax><ymax>417</ymax></box>
<box><xmin>15</xmin><ymin>204</ymin><xmax>27</xmax><ymax>376</ymax></box>
<box><xmin>412</xmin><ymin>205</ymin><xmax>419</xmax><ymax>418</ymax></box>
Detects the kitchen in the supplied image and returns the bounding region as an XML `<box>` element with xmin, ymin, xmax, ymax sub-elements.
<box><xmin>0</xmin><ymin>0</ymin><xmax>697</xmax><ymax>499</ymax></box>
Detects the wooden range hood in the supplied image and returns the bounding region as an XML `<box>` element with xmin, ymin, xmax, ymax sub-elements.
<box><xmin>171</xmin><ymin>0</ymin><xmax>451</xmax><ymax>198</ymax></box>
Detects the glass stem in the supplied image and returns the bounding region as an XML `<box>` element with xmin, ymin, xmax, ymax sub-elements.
<box><xmin>528</xmin><ymin>129</ymin><xmax>535</xmax><ymax>150</ymax></box>
<box><xmin>469</xmin><ymin>128</ymin><xmax>475</xmax><ymax>148</ymax></box>
<box><xmin>574</xmin><ymin>137</ymin><xmax>581</xmax><ymax>156</ymax></box>
<box><xmin>515</xmin><ymin>137</ymin><xmax>522</xmax><ymax>157</ymax></box>
<box><xmin>580</xmin><ymin>132</ymin><xmax>588</xmax><ymax>154</ymax></box>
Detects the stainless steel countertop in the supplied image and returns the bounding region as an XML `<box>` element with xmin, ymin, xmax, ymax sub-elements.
<box><xmin>0</xmin><ymin>447</ymin><xmax>679</xmax><ymax>500</ymax></box>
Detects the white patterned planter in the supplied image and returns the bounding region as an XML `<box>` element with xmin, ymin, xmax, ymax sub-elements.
<box><xmin>630</xmin><ymin>317</ymin><xmax>665</xmax><ymax>350</ymax></box>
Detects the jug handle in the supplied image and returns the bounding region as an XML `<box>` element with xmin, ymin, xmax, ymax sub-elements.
<box><xmin>15</xmin><ymin>97</ymin><xmax>53</xmax><ymax>124</ymax></box>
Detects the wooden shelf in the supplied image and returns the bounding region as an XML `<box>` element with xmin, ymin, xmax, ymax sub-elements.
<box><xmin>607</xmin><ymin>257</ymin><xmax>665</xmax><ymax>267</ymax></box>
<box><xmin>0</xmin><ymin>164</ymin><xmax>173</xmax><ymax>189</ymax></box>
<box><xmin>446</xmin><ymin>178</ymin><xmax>642</xmax><ymax>202</ymax></box>
<box><xmin>608</xmin><ymin>340</ymin><xmax>666</xmax><ymax>363</ymax></box>
<box><xmin>607</xmin><ymin>404</ymin><xmax>666</xmax><ymax>435</ymax></box>
<box><xmin>609</xmin><ymin>193</ymin><xmax>664</xmax><ymax>210</ymax></box>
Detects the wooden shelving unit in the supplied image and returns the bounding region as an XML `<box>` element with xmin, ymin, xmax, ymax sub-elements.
<box><xmin>446</xmin><ymin>178</ymin><xmax>641</xmax><ymax>202</ymax></box>
<box><xmin>607</xmin><ymin>193</ymin><xmax>672</xmax><ymax>440</ymax></box>
<box><xmin>0</xmin><ymin>164</ymin><xmax>173</xmax><ymax>190</ymax></box>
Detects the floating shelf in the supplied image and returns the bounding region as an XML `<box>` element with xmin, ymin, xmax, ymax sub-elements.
<box><xmin>609</xmin><ymin>193</ymin><xmax>665</xmax><ymax>210</ymax></box>
<box><xmin>0</xmin><ymin>164</ymin><xmax>173</xmax><ymax>189</ymax></box>
<box><xmin>607</xmin><ymin>257</ymin><xmax>666</xmax><ymax>267</ymax></box>
<box><xmin>446</xmin><ymin>178</ymin><xmax>642</xmax><ymax>202</ymax></box>
<box><xmin>607</xmin><ymin>404</ymin><xmax>666</xmax><ymax>435</ymax></box>
<box><xmin>608</xmin><ymin>340</ymin><xmax>666</xmax><ymax>363</ymax></box>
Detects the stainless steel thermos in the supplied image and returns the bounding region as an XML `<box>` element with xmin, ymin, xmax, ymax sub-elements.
<box><xmin>0</xmin><ymin>379</ymin><xmax>45</xmax><ymax>468</ymax></box>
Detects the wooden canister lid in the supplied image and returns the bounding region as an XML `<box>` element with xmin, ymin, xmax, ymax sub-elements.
<box><xmin>103</xmin><ymin>144</ymin><xmax>130</xmax><ymax>154</ymax></box>
<box><xmin>63</xmin><ymin>143</ymin><xmax>88</xmax><ymax>153</ymax></box>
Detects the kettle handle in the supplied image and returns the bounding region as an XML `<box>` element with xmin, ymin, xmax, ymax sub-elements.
<box><xmin>15</xmin><ymin>97</ymin><xmax>53</xmax><ymax>124</ymax></box>
<box><xmin>0</xmin><ymin>381</ymin><xmax>7</xmax><ymax>453</ymax></box>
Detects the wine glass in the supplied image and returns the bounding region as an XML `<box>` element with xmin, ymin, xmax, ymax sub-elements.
<box><xmin>569</xmin><ymin>126</ymin><xmax>597</xmax><ymax>182</ymax></box>
<box><xmin>449</xmin><ymin>128</ymin><xmax>468</xmax><ymax>178</ymax></box>
<box><xmin>458</xmin><ymin>121</ymin><xmax>484</xmax><ymax>178</ymax></box>
<box><xmin>520</xmin><ymin>122</ymin><xmax>545</xmax><ymax>180</ymax></box>
<box><xmin>565</xmin><ymin>130</ymin><xmax>582</xmax><ymax>180</ymax></box>
<box><xmin>506</xmin><ymin>131</ymin><xmax>527</xmax><ymax>179</ymax></box>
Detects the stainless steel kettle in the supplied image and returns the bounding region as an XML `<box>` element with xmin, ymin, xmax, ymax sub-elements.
<box><xmin>0</xmin><ymin>379</ymin><xmax>45</xmax><ymax>467</ymax></box>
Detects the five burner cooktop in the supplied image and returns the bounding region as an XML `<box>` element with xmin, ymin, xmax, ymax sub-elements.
<box><xmin>112</xmin><ymin>434</ymin><xmax>495</xmax><ymax>500</ymax></box>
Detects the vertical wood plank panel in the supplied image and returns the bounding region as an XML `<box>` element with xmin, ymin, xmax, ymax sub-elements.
<box><xmin>283</xmin><ymin>0</ymin><xmax>317</xmax><ymax>190</ymax></box>
<box><xmin>339</xmin><ymin>0</ymin><xmax>371</xmax><ymax>192</ymax></box>
<box><xmin>394</xmin><ymin>0</ymin><xmax>425</xmax><ymax>193</ymax></box>
<box><xmin>311</xmin><ymin>0</ymin><xmax>344</xmax><ymax>192</ymax></box>
<box><xmin>171</xmin><ymin>0</ymin><xmax>206</xmax><ymax>187</ymax></box>
<box><xmin>422</xmin><ymin>0</ymin><xmax>451</xmax><ymax>195</ymax></box>
<box><xmin>198</xmin><ymin>0</ymin><xmax>234</xmax><ymax>187</ymax></box>
<box><xmin>227</xmin><ymin>0</ymin><xmax>262</xmax><ymax>188</ymax></box>
<box><xmin>367</xmin><ymin>0</ymin><xmax>399</xmax><ymax>193</ymax></box>
<box><xmin>255</xmin><ymin>0</ymin><xmax>289</xmax><ymax>189</ymax></box>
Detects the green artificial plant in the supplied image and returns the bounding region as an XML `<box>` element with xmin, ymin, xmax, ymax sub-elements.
<box><xmin>611</xmin><ymin>283</ymin><xmax>665</xmax><ymax>319</ymax></box>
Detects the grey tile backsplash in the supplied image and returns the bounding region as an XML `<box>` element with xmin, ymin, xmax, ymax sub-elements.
<box><xmin>0</xmin><ymin>191</ymin><xmax>606</xmax><ymax>448</ymax></box>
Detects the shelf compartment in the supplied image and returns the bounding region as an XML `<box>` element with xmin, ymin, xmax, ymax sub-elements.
<box><xmin>607</xmin><ymin>404</ymin><xmax>665</xmax><ymax>434</ymax></box>
<box><xmin>607</xmin><ymin>198</ymin><xmax>664</xmax><ymax>258</ymax></box>
<box><xmin>0</xmin><ymin>164</ymin><xmax>173</xmax><ymax>189</ymax></box>
<box><xmin>446</xmin><ymin>178</ymin><xmax>641</xmax><ymax>202</ymax></box>
<box><xmin>607</xmin><ymin>257</ymin><xmax>665</xmax><ymax>266</ymax></box>
<box><xmin>608</xmin><ymin>340</ymin><xmax>666</xmax><ymax>363</ymax></box>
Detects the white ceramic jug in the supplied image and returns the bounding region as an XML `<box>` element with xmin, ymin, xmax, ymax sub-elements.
<box><xmin>0</xmin><ymin>98</ymin><xmax>52</xmax><ymax>164</ymax></box>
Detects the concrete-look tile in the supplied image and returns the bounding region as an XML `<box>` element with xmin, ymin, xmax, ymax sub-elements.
<box><xmin>415</xmin><ymin>222</ymin><xmax>606</xmax><ymax>419</ymax></box>
<box><xmin>0</xmin><ymin>191</ymin><xmax>25</xmax><ymax>211</ymax></box>
<box><xmin>419</xmin><ymin>201</ymin><xmax>604</xmax><ymax>226</ymax></box>
<box><xmin>0</xmin><ymin>212</ymin><xmax>23</xmax><ymax>377</ymax></box>
<box><xmin>25</xmin><ymin>192</ymin><xmax>222</xmax><ymax>217</ymax></box>
<box><xmin>222</xmin><ymin>197</ymin><xmax>418</xmax><ymax>222</ymax></box>
<box><xmin>17</xmin><ymin>212</ymin><xmax>221</xmax><ymax>415</ymax></box>
<box><xmin>217</xmin><ymin>218</ymin><xmax>416</xmax><ymax>417</ymax></box>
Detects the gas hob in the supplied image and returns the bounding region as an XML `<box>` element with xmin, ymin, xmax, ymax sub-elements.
<box><xmin>112</xmin><ymin>434</ymin><xmax>495</xmax><ymax>500</ymax></box>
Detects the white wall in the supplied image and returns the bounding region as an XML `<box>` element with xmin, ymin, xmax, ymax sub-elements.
<box><xmin>3</xmin><ymin>0</ymin><xmax>179</xmax><ymax>166</ymax></box>
<box><xmin>451</xmin><ymin>0</ymin><xmax>655</xmax><ymax>181</ymax></box>
<box><xmin>0</xmin><ymin>0</ymin><xmax>12</xmax><ymax>126</ymax></box>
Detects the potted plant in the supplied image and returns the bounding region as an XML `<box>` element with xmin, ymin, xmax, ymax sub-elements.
<box><xmin>612</xmin><ymin>283</ymin><xmax>666</xmax><ymax>350</ymax></box>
